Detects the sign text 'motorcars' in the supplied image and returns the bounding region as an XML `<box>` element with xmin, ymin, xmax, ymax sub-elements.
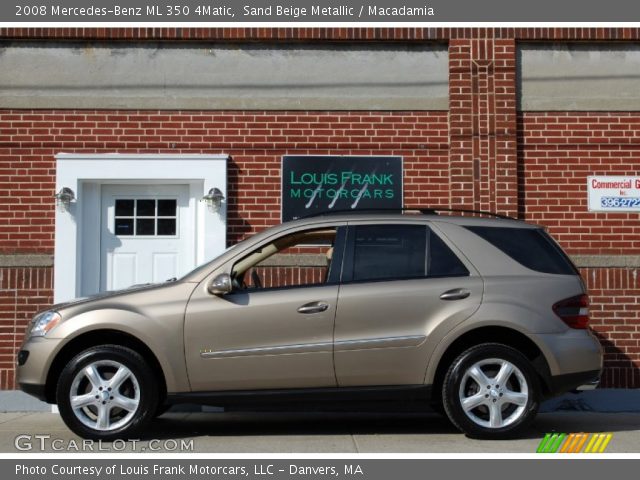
<box><xmin>281</xmin><ymin>156</ymin><xmax>403</xmax><ymax>221</ymax></box>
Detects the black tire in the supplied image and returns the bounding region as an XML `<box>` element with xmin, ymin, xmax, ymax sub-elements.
<box><xmin>442</xmin><ymin>343</ymin><xmax>539</xmax><ymax>439</ymax></box>
<box><xmin>429</xmin><ymin>395</ymin><xmax>446</xmax><ymax>416</ymax></box>
<box><xmin>56</xmin><ymin>345</ymin><xmax>159</xmax><ymax>440</ymax></box>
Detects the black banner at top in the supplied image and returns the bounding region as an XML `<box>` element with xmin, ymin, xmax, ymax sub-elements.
<box><xmin>3</xmin><ymin>0</ymin><xmax>640</xmax><ymax>23</ymax></box>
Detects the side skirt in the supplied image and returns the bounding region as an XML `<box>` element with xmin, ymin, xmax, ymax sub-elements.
<box><xmin>166</xmin><ymin>385</ymin><xmax>433</xmax><ymax>412</ymax></box>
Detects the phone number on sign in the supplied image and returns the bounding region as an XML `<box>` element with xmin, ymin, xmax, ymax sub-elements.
<box><xmin>600</xmin><ymin>196</ymin><xmax>640</xmax><ymax>208</ymax></box>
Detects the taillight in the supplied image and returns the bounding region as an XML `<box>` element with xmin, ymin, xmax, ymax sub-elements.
<box><xmin>553</xmin><ymin>294</ymin><xmax>589</xmax><ymax>329</ymax></box>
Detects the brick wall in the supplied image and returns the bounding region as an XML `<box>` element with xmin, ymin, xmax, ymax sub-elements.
<box><xmin>519</xmin><ymin>112</ymin><xmax>640</xmax><ymax>253</ymax></box>
<box><xmin>581</xmin><ymin>268</ymin><xmax>640</xmax><ymax>388</ymax></box>
<box><xmin>0</xmin><ymin>110</ymin><xmax>449</xmax><ymax>251</ymax></box>
<box><xmin>449</xmin><ymin>38</ymin><xmax>518</xmax><ymax>217</ymax></box>
<box><xmin>0</xmin><ymin>267</ymin><xmax>53</xmax><ymax>389</ymax></box>
<box><xmin>520</xmin><ymin>112</ymin><xmax>640</xmax><ymax>387</ymax></box>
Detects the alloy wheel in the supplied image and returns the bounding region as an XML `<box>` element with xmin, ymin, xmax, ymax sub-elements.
<box><xmin>457</xmin><ymin>358</ymin><xmax>529</xmax><ymax>429</ymax></box>
<box><xmin>68</xmin><ymin>360</ymin><xmax>140</xmax><ymax>432</ymax></box>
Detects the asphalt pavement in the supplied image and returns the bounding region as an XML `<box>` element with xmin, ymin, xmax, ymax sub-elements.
<box><xmin>1</xmin><ymin>410</ymin><xmax>638</xmax><ymax>453</ymax></box>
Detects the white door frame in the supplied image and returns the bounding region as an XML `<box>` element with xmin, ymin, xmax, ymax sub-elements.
<box><xmin>54</xmin><ymin>153</ymin><xmax>228</xmax><ymax>303</ymax></box>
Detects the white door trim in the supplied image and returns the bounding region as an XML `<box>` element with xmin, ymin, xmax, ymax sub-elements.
<box><xmin>54</xmin><ymin>153</ymin><xmax>228</xmax><ymax>303</ymax></box>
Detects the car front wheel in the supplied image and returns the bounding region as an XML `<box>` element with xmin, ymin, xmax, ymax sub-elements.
<box><xmin>442</xmin><ymin>343</ymin><xmax>540</xmax><ymax>439</ymax></box>
<box><xmin>56</xmin><ymin>345</ymin><xmax>158</xmax><ymax>440</ymax></box>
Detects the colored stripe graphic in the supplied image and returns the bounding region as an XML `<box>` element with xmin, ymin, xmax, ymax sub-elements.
<box><xmin>560</xmin><ymin>433</ymin><xmax>576</xmax><ymax>453</ymax></box>
<box><xmin>549</xmin><ymin>433</ymin><xmax>566</xmax><ymax>453</ymax></box>
<box><xmin>584</xmin><ymin>433</ymin><xmax>598</xmax><ymax>453</ymax></box>
<box><xmin>536</xmin><ymin>433</ymin><xmax>552</xmax><ymax>453</ymax></box>
<box><xmin>598</xmin><ymin>433</ymin><xmax>613</xmax><ymax>453</ymax></box>
<box><xmin>573</xmin><ymin>433</ymin><xmax>589</xmax><ymax>453</ymax></box>
<box><xmin>536</xmin><ymin>433</ymin><xmax>613</xmax><ymax>453</ymax></box>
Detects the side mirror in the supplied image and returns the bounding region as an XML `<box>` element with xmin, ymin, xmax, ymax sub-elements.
<box><xmin>208</xmin><ymin>273</ymin><xmax>233</xmax><ymax>295</ymax></box>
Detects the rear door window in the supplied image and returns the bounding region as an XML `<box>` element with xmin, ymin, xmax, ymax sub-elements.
<box><xmin>342</xmin><ymin>224</ymin><xmax>469</xmax><ymax>283</ymax></box>
<box><xmin>349</xmin><ymin>224</ymin><xmax>426</xmax><ymax>282</ymax></box>
<box><xmin>464</xmin><ymin>226</ymin><xmax>577</xmax><ymax>275</ymax></box>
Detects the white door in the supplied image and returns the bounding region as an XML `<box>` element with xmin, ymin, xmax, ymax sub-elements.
<box><xmin>100</xmin><ymin>184</ymin><xmax>193</xmax><ymax>291</ymax></box>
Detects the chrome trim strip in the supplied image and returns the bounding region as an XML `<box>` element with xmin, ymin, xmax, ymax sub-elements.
<box><xmin>200</xmin><ymin>342</ymin><xmax>332</xmax><ymax>358</ymax></box>
<box><xmin>334</xmin><ymin>334</ymin><xmax>426</xmax><ymax>351</ymax></box>
<box><xmin>200</xmin><ymin>334</ymin><xmax>426</xmax><ymax>358</ymax></box>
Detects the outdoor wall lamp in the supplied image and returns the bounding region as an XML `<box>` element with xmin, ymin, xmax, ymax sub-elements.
<box><xmin>201</xmin><ymin>187</ymin><xmax>225</xmax><ymax>213</ymax></box>
<box><xmin>54</xmin><ymin>187</ymin><xmax>75</xmax><ymax>212</ymax></box>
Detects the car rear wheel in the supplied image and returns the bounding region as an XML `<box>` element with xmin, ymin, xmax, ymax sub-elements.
<box><xmin>56</xmin><ymin>345</ymin><xmax>158</xmax><ymax>440</ymax></box>
<box><xmin>442</xmin><ymin>343</ymin><xmax>539</xmax><ymax>439</ymax></box>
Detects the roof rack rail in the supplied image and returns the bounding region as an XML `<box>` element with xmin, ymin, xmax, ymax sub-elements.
<box><xmin>297</xmin><ymin>207</ymin><xmax>515</xmax><ymax>220</ymax></box>
<box><xmin>425</xmin><ymin>207</ymin><xmax>515</xmax><ymax>220</ymax></box>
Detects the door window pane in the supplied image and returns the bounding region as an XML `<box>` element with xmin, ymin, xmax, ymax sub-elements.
<box><xmin>157</xmin><ymin>218</ymin><xmax>177</xmax><ymax>236</ymax></box>
<box><xmin>464</xmin><ymin>226</ymin><xmax>577</xmax><ymax>275</ymax></box>
<box><xmin>136</xmin><ymin>219</ymin><xmax>155</xmax><ymax>235</ymax></box>
<box><xmin>115</xmin><ymin>199</ymin><xmax>134</xmax><ymax>216</ymax></box>
<box><xmin>351</xmin><ymin>225</ymin><xmax>427</xmax><ymax>282</ymax></box>
<box><xmin>157</xmin><ymin>199</ymin><xmax>177</xmax><ymax>217</ymax></box>
<box><xmin>136</xmin><ymin>199</ymin><xmax>155</xmax><ymax>216</ymax></box>
<box><xmin>114</xmin><ymin>218</ymin><xmax>134</xmax><ymax>236</ymax></box>
<box><xmin>232</xmin><ymin>228</ymin><xmax>339</xmax><ymax>290</ymax></box>
<box><xmin>428</xmin><ymin>231</ymin><xmax>470</xmax><ymax>277</ymax></box>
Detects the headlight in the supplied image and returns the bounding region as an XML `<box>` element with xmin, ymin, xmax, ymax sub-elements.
<box><xmin>28</xmin><ymin>311</ymin><xmax>61</xmax><ymax>338</ymax></box>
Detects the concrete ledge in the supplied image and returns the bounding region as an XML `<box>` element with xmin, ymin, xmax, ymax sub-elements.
<box><xmin>0</xmin><ymin>254</ymin><xmax>53</xmax><ymax>268</ymax></box>
<box><xmin>0</xmin><ymin>41</ymin><xmax>449</xmax><ymax>111</ymax></box>
<box><xmin>519</xmin><ymin>43</ymin><xmax>640</xmax><ymax>111</ymax></box>
<box><xmin>0</xmin><ymin>254</ymin><xmax>638</xmax><ymax>269</ymax></box>
<box><xmin>258</xmin><ymin>254</ymin><xmax>327</xmax><ymax>267</ymax></box>
<box><xmin>571</xmin><ymin>255</ymin><xmax>640</xmax><ymax>268</ymax></box>
<box><xmin>257</xmin><ymin>254</ymin><xmax>640</xmax><ymax>269</ymax></box>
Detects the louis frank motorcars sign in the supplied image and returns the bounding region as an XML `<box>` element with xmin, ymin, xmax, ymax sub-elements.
<box><xmin>282</xmin><ymin>155</ymin><xmax>403</xmax><ymax>221</ymax></box>
<box><xmin>588</xmin><ymin>176</ymin><xmax>640</xmax><ymax>212</ymax></box>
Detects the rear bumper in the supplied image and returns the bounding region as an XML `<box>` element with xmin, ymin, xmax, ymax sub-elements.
<box><xmin>575</xmin><ymin>376</ymin><xmax>601</xmax><ymax>391</ymax></box>
<box><xmin>533</xmin><ymin>328</ymin><xmax>603</xmax><ymax>397</ymax></box>
<box><xmin>549</xmin><ymin>369</ymin><xmax>601</xmax><ymax>396</ymax></box>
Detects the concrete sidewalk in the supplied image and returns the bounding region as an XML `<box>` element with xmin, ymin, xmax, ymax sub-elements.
<box><xmin>1</xmin><ymin>410</ymin><xmax>639</xmax><ymax>453</ymax></box>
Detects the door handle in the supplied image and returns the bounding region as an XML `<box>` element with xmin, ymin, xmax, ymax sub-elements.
<box><xmin>439</xmin><ymin>288</ymin><xmax>471</xmax><ymax>301</ymax></box>
<box><xmin>297</xmin><ymin>301</ymin><xmax>330</xmax><ymax>314</ymax></box>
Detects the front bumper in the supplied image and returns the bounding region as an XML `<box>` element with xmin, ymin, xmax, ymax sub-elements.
<box><xmin>18</xmin><ymin>382</ymin><xmax>47</xmax><ymax>402</ymax></box>
<box><xmin>16</xmin><ymin>336</ymin><xmax>64</xmax><ymax>404</ymax></box>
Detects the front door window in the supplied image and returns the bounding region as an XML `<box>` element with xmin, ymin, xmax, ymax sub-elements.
<box><xmin>231</xmin><ymin>227</ymin><xmax>342</xmax><ymax>290</ymax></box>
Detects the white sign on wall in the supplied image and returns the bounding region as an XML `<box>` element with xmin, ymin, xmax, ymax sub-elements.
<box><xmin>588</xmin><ymin>176</ymin><xmax>640</xmax><ymax>212</ymax></box>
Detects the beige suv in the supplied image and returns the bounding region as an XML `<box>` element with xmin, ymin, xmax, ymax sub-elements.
<box><xmin>17</xmin><ymin>209</ymin><xmax>602</xmax><ymax>440</ymax></box>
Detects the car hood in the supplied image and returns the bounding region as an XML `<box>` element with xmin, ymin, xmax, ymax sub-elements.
<box><xmin>50</xmin><ymin>281</ymin><xmax>177</xmax><ymax>313</ymax></box>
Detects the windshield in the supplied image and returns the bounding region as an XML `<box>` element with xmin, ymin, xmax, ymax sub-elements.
<box><xmin>178</xmin><ymin>221</ymin><xmax>319</xmax><ymax>281</ymax></box>
<box><xmin>178</xmin><ymin>243</ymin><xmax>240</xmax><ymax>281</ymax></box>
